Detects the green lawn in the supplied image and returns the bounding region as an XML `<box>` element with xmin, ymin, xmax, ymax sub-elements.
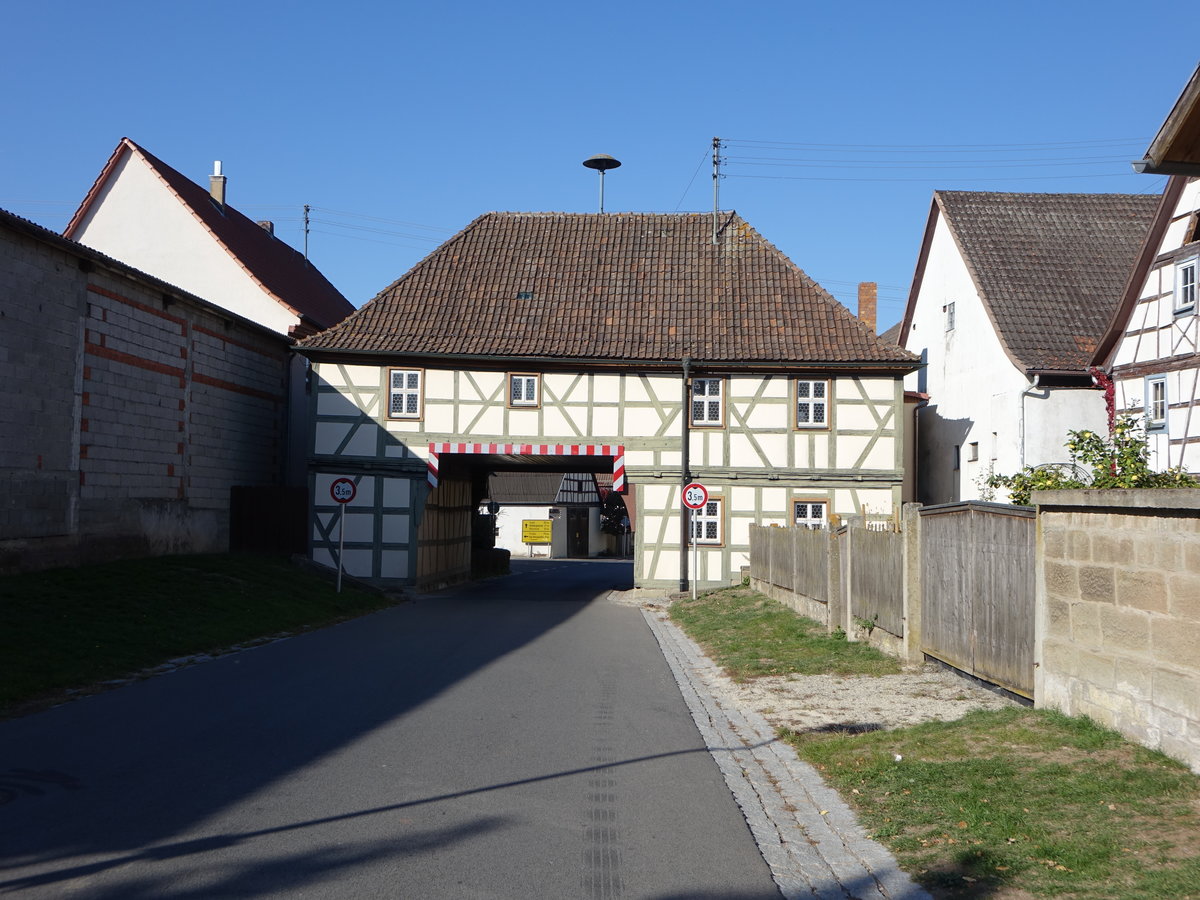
<box><xmin>0</xmin><ymin>554</ymin><xmax>397</xmax><ymax>716</ymax></box>
<box><xmin>669</xmin><ymin>584</ymin><xmax>901</xmax><ymax>679</ymax></box>
<box><xmin>673</xmin><ymin>586</ymin><xmax>1200</xmax><ymax>899</ymax></box>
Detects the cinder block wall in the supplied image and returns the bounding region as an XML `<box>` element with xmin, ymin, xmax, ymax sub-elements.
<box><xmin>1035</xmin><ymin>489</ymin><xmax>1200</xmax><ymax>772</ymax></box>
<box><xmin>1</xmin><ymin>218</ymin><xmax>290</xmax><ymax>572</ymax></box>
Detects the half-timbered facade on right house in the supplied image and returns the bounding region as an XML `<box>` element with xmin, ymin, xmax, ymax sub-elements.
<box><xmin>1094</xmin><ymin>65</ymin><xmax>1200</xmax><ymax>472</ymax></box>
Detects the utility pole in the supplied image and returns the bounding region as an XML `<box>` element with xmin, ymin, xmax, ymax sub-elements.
<box><xmin>712</xmin><ymin>137</ymin><xmax>720</xmax><ymax>245</ymax></box>
<box><xmin>303</xmin><ymin>204</ymin><xmax>311</xmax><ymax>261</ymax></box>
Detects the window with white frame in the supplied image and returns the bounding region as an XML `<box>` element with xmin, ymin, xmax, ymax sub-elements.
<box><xmin>795</xmin><ymin>378</ymin><xmax>829</xmax><ymax>428</ymax></box>
<box><xmin>793</xmin><ymin>500</ymin><xmax>827</xmax><ymax>530</ymax></box>
<box><xmin>691</xmin><ymin>378</ymin><xmax>724</xmax><ymax>426</ymax></box>
<box><xmin>1176</xmin><ymin>257</ymin><xmax>1197</xmax><ymax>315</ymax></box>
<box><xmin>1147</xmin><ymin>376</ymin><xmax>1167</xmax><ymax>431</ymax></box>
<box><xmin>388</xmin><ymin>368</ymin><xmax>422</xmax><ymax>419</ymax></box>
<box><xmin>509</xmin><ymin>373</ymin><xmax>540</xmax><ymax>407</ymax></box>
<box><xmin>945</xmin><ymin>301</ymin><xmax>956</xmax><ymax>332</ymax></box>
<box><xmin>689</xmin><ymin>498</ymin><xmax>723</xmax><ymax>544</ymax></box>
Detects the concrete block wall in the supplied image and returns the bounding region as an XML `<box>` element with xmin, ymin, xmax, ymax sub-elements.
<box><xmin>0</xmin><ymin>227</ymin><xmax>84</xmax><ymax>541</ymax></box>
<box><xmin>1035</xmin><ymin>489</ymin><xmax>1200</xmax><ymax>772</ymax></box>
<box><xmin>1</xmin><ymin>219</ymin><xmax>290</xmax><ymax>571</ymax></box>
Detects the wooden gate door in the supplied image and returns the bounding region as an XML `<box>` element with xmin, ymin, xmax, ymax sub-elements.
<box><xmin>567</xmin><ymin>507</ymin><xmax>589</xmax><ymax>558</ymax></box>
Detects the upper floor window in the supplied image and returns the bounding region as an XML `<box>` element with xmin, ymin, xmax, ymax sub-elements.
<box><xmin>691</xmin><ymin>378</ymin><xmax>724</xmax><ymax>426</ymax></box>
<box><xmin>1176</xmin><ymin>257</ymin><xmax>1197</xmax><ymax>315</ymax></box>
<box><xmin>509</xmin><ymin>373</ymin><xmax>540</xmax><ymax>408</ymax></box>
<box><xmin>793</xmin><ymin>500</ymin><xmax>827</xmax><ymax>530</ymax></box>
<box><xmin>1147</xmin><ymin>375</ymin><xmax>1167</xmax><ymax>432</ymax></box>
<box><xmin>388</xmin><ymin>368</ymin><xmax>423</xmax><ymax>419</ymax></box>
<box><xmin>795</xmin><ymin>378</ymin><xmax>829</xmax><ymax>428</ymax></box>
<box><xmin>945</xmin><ymin>301</ymin><xmax>956</xmax><ymax>332</ymax></box>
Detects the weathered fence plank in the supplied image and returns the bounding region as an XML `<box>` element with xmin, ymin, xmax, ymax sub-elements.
<box><xmin>849</xmin><ymin>526</ymin><xmax>904</xmax><ymax>637</ymax></box>
<box><xmin>920</xmin><ymin>502</ymin><xmax>1035</xmax><ymax>697</ymax></box>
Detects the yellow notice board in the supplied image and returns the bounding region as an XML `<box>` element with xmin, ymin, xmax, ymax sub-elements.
<box><xmin>522</xmin><ymin>519</ymin><xmax>553</xmax><ymax>544</ymax></box>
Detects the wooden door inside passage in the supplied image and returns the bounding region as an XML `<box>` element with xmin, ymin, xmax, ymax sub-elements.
<box><xmin>567</xmin><ymin>507</ymin><xmax>588</xmax><ymax>558</ymax></box>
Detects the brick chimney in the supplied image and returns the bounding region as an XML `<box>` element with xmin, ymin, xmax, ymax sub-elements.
<box><xmin>209</xmin><ymin>160</ymin><xmax>227</xmax><ymax>209</ymax></box>
<box><xmin>857</xmin><ymin>282</ymin><xmax>877</xmax><ymax>332</ymax></box>
<box><xmin>257</xmin><ymin>221</ymin><xmax>274</xmax><ymax>236</ymax></box>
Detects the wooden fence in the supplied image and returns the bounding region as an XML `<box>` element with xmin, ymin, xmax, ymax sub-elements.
<box><xmin>749</xmin><ymin>501</ymin><xmax>1036</xmax><ymax>697</ymax></box>
<box><xmin>847</xmin><ymin>526</ymin><xmax>904</xmax><ymax>637</ymax></box>
<box><xmin>919</xmin><ymin>502</ymin><xmax>1035</xmax><ymax>697</ymax></box>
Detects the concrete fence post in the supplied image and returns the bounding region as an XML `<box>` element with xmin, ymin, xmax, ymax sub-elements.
<box><xmin>843</xmin><ymin>526</ymin><xmax>857</xmax><ymax>640</ymax></box>
<box><xmin>902</xmin><ymin>502</ymin><xmax>924</xmax><ymax>664</ymax></box>
<box><xmin>827</xmin><ymin>529</ymin><xmax>843</xmax><ymax>635</ymax></box>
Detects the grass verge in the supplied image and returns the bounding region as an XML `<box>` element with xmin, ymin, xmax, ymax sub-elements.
<box><xmin>669</xmin><ymin>584</ymin><xmax>901</xmax><ymax>679</ymax></box>
<box><xmin>0</xmin><ymin>554</ymin><xmax>397</xmax><ymax>717</ymax></box>
<box><xmin>673</xmin><ymin>586</ymin><xmax>1200</xmax><ymax>899</ymax></box>
<box><xmin>783</xmin><ymin>708</ymin><xmax>1200</xmax><ymax>899</ymax></box>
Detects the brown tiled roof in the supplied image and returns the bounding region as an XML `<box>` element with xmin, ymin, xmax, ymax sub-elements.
<box><xmin>66</xmin><ymin>139</ymin><xmax>354</xmax><ymax>334</ymax></box>
<box><xmin>486</xmin><ymin>472</ymin><xmax>566</xmax><ymax>504</ymax></box>
<box><xmin>929</xmin><ymin>191</ymin><xmax>1157</xmax><ymax>373</ymax></box>
<box><xmin>300</xmin><ymin>212</ymin><xmax>918</xmax><ymax>368</ymax></box>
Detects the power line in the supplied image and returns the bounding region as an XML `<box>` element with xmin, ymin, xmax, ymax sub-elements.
<box><xmin>726</xmin><ymin>171</ymin><xmax>1138</xmax><ymax>183</ymax></box>
<box><xmin>724</xmin><ymin>137</ymin><xmax>1147</xmax><ymax>151</ymax></box>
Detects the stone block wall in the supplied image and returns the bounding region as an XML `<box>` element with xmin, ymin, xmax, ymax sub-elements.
<box><xmin>1035</xmin><ymin>489</ymin><xmax>1200</xmax><ymax>772</ymax></box>
<box><xmin>1</xmin><ymin>214</ymin><xmax>290</xmax><ymax>572</ymax></box>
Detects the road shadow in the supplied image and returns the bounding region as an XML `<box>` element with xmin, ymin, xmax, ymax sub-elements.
<box><xmin>0</xmin><ymin>560</ymin><xmax>633</xmax><ymax>892</ymax></box>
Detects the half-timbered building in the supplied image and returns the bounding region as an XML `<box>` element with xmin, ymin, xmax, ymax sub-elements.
<box><xmin>297</xmin><ymin>212</ymin><xmax>918</xmax><ymax>589</ymax></box>
<box><xmin>1094</xmin><ymin>64</ymin><xmax>1200</xmax><ymax>472</ymax></box>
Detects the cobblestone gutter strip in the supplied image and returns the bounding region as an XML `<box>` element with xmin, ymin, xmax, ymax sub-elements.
<box><xmin>641</xmin><ymin>608</ymin><xmax>932</xmax><ymax>900</ymax></box>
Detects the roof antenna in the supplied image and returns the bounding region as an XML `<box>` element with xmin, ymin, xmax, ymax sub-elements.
<box><xmin>583</xmin><ymin>154</ymin><xmax>621</xmax><ymax>213</ymax></box>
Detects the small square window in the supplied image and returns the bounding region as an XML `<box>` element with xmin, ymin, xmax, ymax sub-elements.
<box><xmin>796</xmin><ymin>379</ymin><xmax>829</xmax><ymax>428</ymax></box>
<box><xmin>689</xmin><ymin>497</ymin><xmax>723</xmax><ymax>545</ymax></box>
<box><xmin>691</xmin><ymin>378</ymin><xmax>724</xmax><ymax>426</ymax></box>
<box><xmin>388</xmin><ymin>368</ymin><xmax>423</xmax><ymax>419</ymax></box>
<box><xmin>793</xmin><ymin>500</ymin><xmax>827</xmax><ymax>530</ymax></box>
<box><xmin>509</xmin><ymin>374</ymin><xmax>540</xmax><ymax>408</ymax></box>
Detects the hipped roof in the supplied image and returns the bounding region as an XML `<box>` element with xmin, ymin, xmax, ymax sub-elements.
<box><xmin>65</xmin><ymin>138</ymin><xmax>354</xmax><ymax>333</ymax></box>
<box><xmin>300</xmin><ymin>211</ymin><xmax>918</xmax><ymax>370</ymax></box>
<box><xmin>902</xmin><ymin>191</ymin><xmax>1158</xmax><ymax>374</ymax></box>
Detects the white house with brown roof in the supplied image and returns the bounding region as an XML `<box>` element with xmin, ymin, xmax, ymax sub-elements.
<box><xmin>899</xmin><ymin>191</ymin><xmax>1157</xmax><ymax>504</ymax></box>
<box><xmin>1093</xmin><ymin>66</ymin><xmax>1200</xmax><ymax>473</ymax></box>
<box><xmin>63</xmin><ymin>139</ymin><xmax>356</xmax><ymax>488</ymax></box>
<box><xmin>65</xmin><ymin>138</ymin><xmax>354</xmax><ymax>338</ymax></box>
<box><xmin>297</xmin><ymin>211</ymin><xmax>917</xmax><ymax>589</ymax></box>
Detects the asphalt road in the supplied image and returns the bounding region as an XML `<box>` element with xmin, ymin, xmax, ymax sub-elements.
<box><xmin>0</xmin><ymin>559</ymin><xmax>781</xmax><ymax>899</ymax></box>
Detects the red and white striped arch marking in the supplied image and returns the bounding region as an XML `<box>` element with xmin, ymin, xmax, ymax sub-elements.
<box><xmin>427</xmin><ymin>443</ymin><xmax>625</xmax><ymax>493</ymax></box>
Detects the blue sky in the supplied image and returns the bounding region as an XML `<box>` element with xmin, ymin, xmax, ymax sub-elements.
<box><xmin>3</xmin><ymin>2</ymin><xmax>1195</xmax><ymax>331</ymax></box>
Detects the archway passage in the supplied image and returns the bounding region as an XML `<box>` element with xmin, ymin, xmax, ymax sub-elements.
<box><xmin>427</xmin><ymin>443</ymin><xmax>625</xmax><ymax>492</ymax></box>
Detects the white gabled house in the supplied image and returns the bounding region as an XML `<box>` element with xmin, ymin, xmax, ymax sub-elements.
<box><xmin>63</xmin><ymin>138</ymin><xmax>356</xmax><ymax>488</ymax></box>
<box><xmin>899</xmin><ymin>191</ymin><xmax>1157</xmax><ymax>504</ymax></box>
<box><xmin>1094</xmin><ymin>65</ymin><xmax>1200</xmax><ymax>472</ymax></box>
<box><xmin>297</xmin><ymin>211</ymin><xmax>918</xmax><ymax>589</ymax></box>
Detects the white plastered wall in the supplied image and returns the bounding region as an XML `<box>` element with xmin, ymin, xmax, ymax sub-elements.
<box><xmin>72</xmin><ymin>150</ymin><xmax>299</xmax><ymax>335</ymax></box>
<box><xmin>905</xmin><ymin>212</ymin><xmax>1105</xmax><ymax>503</ymax></box>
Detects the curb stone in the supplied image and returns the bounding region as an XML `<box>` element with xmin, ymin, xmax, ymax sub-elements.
<box><xmin>639</xmin><ymin>606</ymin><xmax>932</xmax><ymax>900</ymax></box>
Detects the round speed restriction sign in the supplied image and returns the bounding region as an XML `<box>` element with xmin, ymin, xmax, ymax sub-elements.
<box><xmin>682</xmin><ymin>482</ymin><xmax>709</xmax><ymax>510</ymax></box>
<box><xmin>330</xmin><ymin>478</ymin><xmax>357</xmax><ymax>504</ymax></box>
